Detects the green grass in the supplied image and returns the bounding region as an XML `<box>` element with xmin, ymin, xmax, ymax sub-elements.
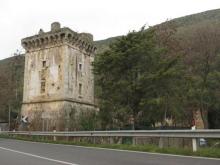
<box><xmin>1</xmin><ymin>134</ymin><xmax>220</xmax><ymax>159</ymax></box>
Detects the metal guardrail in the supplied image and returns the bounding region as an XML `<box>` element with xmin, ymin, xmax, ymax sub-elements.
<box><xmin>1</xmin><ymin>129</ymin><xmax>220</xmax><ymax>138</ymax></box>
<box><xmin>1</xmin><ymin>129</ymin><xmax>220</xmax><ymax>152</ymax></box>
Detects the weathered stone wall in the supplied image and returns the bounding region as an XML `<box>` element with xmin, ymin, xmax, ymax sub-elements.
<box><xmin>21</xmin><ymin>22</ymin><xmax>97</xmax><ymax>131</ymax></box>
<box><xmin>193</xmin><ymin>110</ymin><xmax>205</xmax><ymax>129</ymax></box>
<box><xmin>23</xmin><ymin>44</ymin><xmax>94</xmax><ymax>105</ymax></box>
<box><xmin>64</xmin><ymin>45</ymin><xmax>94</xmax><ymax>104</ymax></box>
<box><xmin>23</xmin><ymin>45</ymin><xmax>65</xmax><ymax>102</ymax></box>
<box><xmin>22</xmin><ymin>101</ymin><xmax>95</xmax><ymax>131</ymax></box>
<box><xmin>0</xmin><ymin>123</ymin><xmax>8</xmax><ymax>131</ymax></box>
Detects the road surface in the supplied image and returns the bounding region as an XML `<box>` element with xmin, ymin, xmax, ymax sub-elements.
<box><xmin>0</xmin><ymin>138</ymin><xmax>219</xmax><ymax>165</ymax></box>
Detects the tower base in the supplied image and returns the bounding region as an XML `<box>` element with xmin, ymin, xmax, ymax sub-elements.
<box><xmin>21</xmin><ymin>100</ymin><xmax>96</xmax><ymax>131</ymax></box>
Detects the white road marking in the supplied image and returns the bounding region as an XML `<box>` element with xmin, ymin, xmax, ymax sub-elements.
<box><xmin>1</xmin><ymin>138</ymin><xmax>220</xmax><ymax>162</ymax></box>
<box><xmin>9</xmin><ymin>138</ymin><xmax>220</xmax><ymax>161</ymax></box>
<box><xmin>67</xmin><ymin>145</ymin><xmax>220</xmax><ymax>161</ymax></box>
<box><xmin>0</xmin><ymin>146</ymin><xmax>79</xmax><ymax>165</ymax></box>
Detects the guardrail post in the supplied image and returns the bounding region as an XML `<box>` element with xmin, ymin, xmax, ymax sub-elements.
<box><xmin>53</xmin><ymin>129</ymin><xmax>56</xmax><ymax>141</ymax></box>
<box><xmin>192</xmin><ymin>138</ymin><xmax>197</xmax><ymax>152</ymax></box>
<box><xmin>92</xmin><ymin>136</ymin><xmax>96</xmax><ymax>144</ymax></box>
<box><xmin>191</xmin><ymin>126</ymin><xmax>197</xmax><ymax>152</ymax></box>
<box><xmin>132</xmin><ymin>137</ymin><xmax>136</xmax><ymax>145</ymax></box>
<box><xmin>109</xmin><ymin>137</ymin><xmax>113</xmax><ymax>144</ymax></box>
<box><xmin>159</xmin><ymin>137</ymin><xmax>164</xmax><ymax>148</ymax></box>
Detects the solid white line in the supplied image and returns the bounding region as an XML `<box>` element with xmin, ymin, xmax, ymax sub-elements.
<box><xmin>3</xmin><ymin>138</ymin><xmax>220</xmax><ymax>161</ymax></box>
<box><xmin>0</xmin><ymin>146</ymin><xmax>79</xmax><ymax>165</ymax></box>
<box><xmin>57</xmin><ymin>144</ymin><xmax>220</xmax><ymax>161</ymax></box>
<box><xmin>67</xmin><ymin>145</ymin><xmax>220</xmax><ymax>161</ymax></box>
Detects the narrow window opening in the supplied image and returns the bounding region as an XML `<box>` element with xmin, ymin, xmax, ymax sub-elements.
<box><xmin>78</xmin><ymin>63</ymin><xmax>82</xmax><ymax>71</ymax></box>
<box><xmin>42</xmin><ymin>61</ymin><xmax>46</xmax><ymax>68</ymax></box>
<box><xmin>79</xmin><ymin>83</ymin><xmax>82</xmax><ymax>95</ymax></box>
<box><xmin>41</xmin><ymin>81</ymin><xmax>46</xmax><ymax>93</ymax></box>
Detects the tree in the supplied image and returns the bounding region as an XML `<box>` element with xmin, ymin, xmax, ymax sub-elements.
<box><xmin>94</xmin><ymin>27</ymin><xmax>182</xmax><ymax>129</ymax></box>
<box><xmin>181</xmin><ymin>22</ymin><xmax>220</xmax><ymax>128</ymax></box>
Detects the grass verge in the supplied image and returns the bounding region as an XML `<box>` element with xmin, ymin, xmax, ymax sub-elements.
<box><xmin>0</xmin><ymin>134</ymin><xmax>220</xmax><ymax>159</ymax></box>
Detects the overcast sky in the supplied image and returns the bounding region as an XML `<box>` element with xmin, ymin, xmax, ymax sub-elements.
<box><xmin>1</xmin><ymin>0</ymin><xmax>220</xmax><ymax>59</ymax></box>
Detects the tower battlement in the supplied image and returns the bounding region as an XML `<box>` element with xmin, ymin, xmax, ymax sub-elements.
<box><xmin>21</xmin><ymin>22</ymin><xmax>96</xmax><ymax>54</ymax></box>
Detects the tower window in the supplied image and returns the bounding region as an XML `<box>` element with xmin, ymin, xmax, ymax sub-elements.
<box><xmin>41</xmin><ymin>81</ymin><xmax>46</xmax><ymax>93</ymax></box>
<box><xmin>78</xmin><ymin>63</ymin><xmax>82</xmax><ymax>71</ymax></box>
<box><xmin>79</xmin><ymin>83</ymin><xmax>82</xmax><ymax>95</ymax></box>
<box><xmin>42</xmin><ymin>61</ymin><xmax>46</xmax><ymax>68</ymax></box>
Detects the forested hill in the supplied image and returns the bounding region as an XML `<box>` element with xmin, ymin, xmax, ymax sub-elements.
<box><xmin>171</xmin><ymin>8</ymin><xmax>220</xmax><ymax>28</ymax></box>
<box><xmin>95</xmin><ymin>8</ymin><xmax>220</xmax><ymax>53</ymax></box>
<box><xmin>1</xmin><ymin>8</ymin><xmax>220</xmax><ymax>123</ymax></box>
<box><xmin>0</xmin><ymin>55</ymin><xmax>24</xmax><ymax>121</ymax></box>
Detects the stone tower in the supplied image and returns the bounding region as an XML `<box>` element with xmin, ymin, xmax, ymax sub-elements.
<box><xmin>21</xmin><ymin>22</ymin><xmax>97</xmax><ymax>131</ymax></box>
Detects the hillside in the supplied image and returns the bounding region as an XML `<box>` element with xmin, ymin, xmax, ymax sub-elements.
<box><xmin>171</xmin><ymin>8</ymin><xmax>220</xmax><ymax>28</ymax></box>
<box><xmin>1</xmin><ymin>8</ymin><xmax>220</xmax><ymax>122</ymax></box>
<box><xmin>94</xmin><ymin>36</ymin><xmax>120</xmax><ymax>54</ymax></box>
<box><xmin>0</xmin><ymin>55</ymin><xmax>24</xmax><ymax>121</ymax></box>
<box><xmin>95</xmin><ymin>8</ymin><xmax>220</xmax><ymax>53</ymax></box>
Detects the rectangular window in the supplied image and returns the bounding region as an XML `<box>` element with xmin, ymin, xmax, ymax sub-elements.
<box><xmin>78</xmin><ymin>63</ymin><xmax>82</xmax><ymax>71</ymax></box>
<box><xmin>41</xmin><ymin>81</ymin><xmax>46</xmax><ymax>93</ymax></box>
<box><xmin>79</xmin><ymin>83</ymin><xmax>82</xmax><ymax>95</ymax></box>
<box><xmin>42</xmin><ymin>61</ymin><xmax>46</xmax><ymax>68</ymax></box>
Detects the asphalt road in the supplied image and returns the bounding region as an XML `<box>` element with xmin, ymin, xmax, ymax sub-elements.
<box><xmin>0</xmin><ymin>138</ymin><xmax>219</xmax><ymax>165</ymax></box>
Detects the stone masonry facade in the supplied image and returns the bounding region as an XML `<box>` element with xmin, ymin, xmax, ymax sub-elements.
<box><xmin>21</xmin><ymin>22</ymin><xmax>97</xmax><ymax>131</ymax></box>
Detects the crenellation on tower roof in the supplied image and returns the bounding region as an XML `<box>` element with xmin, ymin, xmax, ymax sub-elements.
<box><xmin>51</xmin><ymin>22</ymin><xmax>61</xmax><ymax>32</ymax></box>
<box><xmin>21</xmin><ymin>22</ymin><xmax>96</xmax><ymax>54</ymax></box>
